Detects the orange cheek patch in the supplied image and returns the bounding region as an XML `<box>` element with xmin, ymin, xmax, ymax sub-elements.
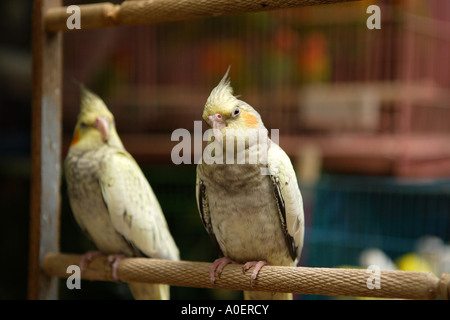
<box><xmin>241</xmin><ymin>111</ymin><xmax>258</xmax><ymax>128</ymax></box>
<box><xmin>70</xmin><ymin>129</ymin><xmax>80</xmax><ymax>146</ymax></box>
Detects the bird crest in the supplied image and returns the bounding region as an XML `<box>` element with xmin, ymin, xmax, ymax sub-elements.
<box><xmin>78</xmin><ymin>85</ymin><xmax>114</xmax><ymax>123</ymax></box>
<box><xmin>204</xmin><ymin>66</ymin><xmax>238</xmax><ymax>119</ymax></box>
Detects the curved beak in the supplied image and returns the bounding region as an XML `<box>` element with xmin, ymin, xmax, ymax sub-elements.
<box><xmin>207</xmin><ymin>113</ymin><xmax>226</xmax><ymax>140</ymax></box>
<box><xmin>95</xmin><ymin>116</ymin><xmax>110</xmax><ymax>142</ymax></box>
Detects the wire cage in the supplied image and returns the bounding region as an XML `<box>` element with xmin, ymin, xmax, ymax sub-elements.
<box><xmin>306</xmin><ymin>175</ymin><xmax>450</xmax><ymax>269</ymax></box>
<box><xmin>61</xmin><ymin>0</ymin><xmax>450</xmax><ymax>175</ymax></box>
<box><xmin>302</xmin><ymin>174</ymin><xmax>450</xmax><ymax>299</ymax></box>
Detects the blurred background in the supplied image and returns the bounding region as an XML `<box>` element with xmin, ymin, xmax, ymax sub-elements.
<box><xmin>1</xmin><ymin>0</ymin><xmax>449</xmax><ymax>299</ymax></box>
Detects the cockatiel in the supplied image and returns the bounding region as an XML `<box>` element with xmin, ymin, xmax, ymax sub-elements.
<box><xmin>196</xmin><ymin>67</ymin><xmax>304</xmax><ymax>300</ymax></box>
<box><xmin>64</xmin><ymin>86</ymin><xmax>179</xmax><ymax>300</ymax></box>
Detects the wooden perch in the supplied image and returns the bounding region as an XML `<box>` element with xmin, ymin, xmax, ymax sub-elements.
<box><xmin>42</xmin><ymin>253</ymin><xmax>449</xmax><ymax>300</ymax></box>
<box><xmin>44</xmin><ymin>0</ymin><xmax>356</xmax><ymax>32</ymax></box>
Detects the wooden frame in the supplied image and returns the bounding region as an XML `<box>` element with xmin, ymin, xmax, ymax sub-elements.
<box><xmin>29</xmin><ymin>0</ymin><xmax>62</xmax><ymax>300</ymax></box>
<box><xmin>29</xmin><ymin>0</ymin><xmax>449</xmax><ymax>300</ymax></box>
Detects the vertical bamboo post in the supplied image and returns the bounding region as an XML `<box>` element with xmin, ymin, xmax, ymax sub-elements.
<box><xmin>28</xmin><ymin>0</ymin><xmax>63</xmax><ymax>300</ymax></box>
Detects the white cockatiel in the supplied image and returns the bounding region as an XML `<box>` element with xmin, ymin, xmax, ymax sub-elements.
<box><xmin>65</xmin><ymin>86</ymin><xmax>179</xmax><ymax>300</ymax></box>
<box><xmin>196</xmin><ymin>68</ymin><xmax>304</xmax><ymax>300</ymax></box>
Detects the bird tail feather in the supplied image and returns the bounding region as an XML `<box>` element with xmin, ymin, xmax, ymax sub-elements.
<box><xmin>128</xmin><ymin>282</ymin><xmax>170</xmax><ymax>300</ymax></box>
<box><xmin>244</xmin><ymin>290</ymin><xmax>292</xmax><ymax>300</ymax></box>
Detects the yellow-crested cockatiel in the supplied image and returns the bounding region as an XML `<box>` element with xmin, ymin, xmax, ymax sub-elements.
<box><xmin>65</xmin><ymin>86</ymin><xmax>179</xmax><ymax>300</ymax></box>
<box><xmin>196</xmin><ymin>67</ymin><xmax>304</xmax><ymax>300</ymax></box>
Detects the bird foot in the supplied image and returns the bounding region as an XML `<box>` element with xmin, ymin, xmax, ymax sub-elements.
<box><xmin>79</xmin><ymin>250</ymin><xmax>104</xmax><ymax>271</ymax></box>
<box><xmin>107</xmin><ymin>253</ymin><xmax>127</xmax><ymax>282</ymax></box>
<box><xmin>242</xmin><ymin>260</ymin><xmax>269</xmax><ymax>287</ymax></box>
<box><xmin>209</xmin><ymin>257</ymin><xmax>237</xmax><ymax>285</ymax></box>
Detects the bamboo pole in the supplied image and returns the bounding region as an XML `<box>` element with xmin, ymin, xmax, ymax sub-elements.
<box><xmin>43</xmin><ymin>253</ymin><xmax>449</xmax><ymax>300</ymax></box>
<box><xmin>44</xmin><ymin>0</ymin><xmax>356</xmax><ymax>33</ymax></box>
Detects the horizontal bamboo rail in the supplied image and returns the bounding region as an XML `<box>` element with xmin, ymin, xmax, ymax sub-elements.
<box><xmin>43</xmin><ymin>253</ymin><xmax>449</xmax><ymax>299</ymax></box>
<box><xmin>44</xmin><ymin>0</ymin><xmax>356</xmax><ymax>32</ymax></box>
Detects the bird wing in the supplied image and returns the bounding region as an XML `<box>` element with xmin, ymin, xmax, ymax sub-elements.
<box><xmin>195</xmin><ymin>170</ymin><xmax>224</xmax><ymax>257</ymax></box>
<box><xmin>99</xmin><ymin>150</ymin><xmax>179</xmax><ymax>261</ymax></box>
<box><xmin>267</xmin><ymin>140</ymin><xmax>305</xmax><ymax>262</ymax></box>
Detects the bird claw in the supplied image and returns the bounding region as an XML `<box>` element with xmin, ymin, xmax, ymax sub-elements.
<box><xmin>79</xmin><ymin>250</ymin><xmax>104</xmax><ymax>271</ymax></box>
<box><xmin>242</xmin><ymin>260</ymin><xmax>269</xmax><ymax>287</ymax></box>
<box><xmin>107</xmin><ymin>253</ymin><xmax>127</xmax><ymax>282</ymax></box>
<box><xmin>209</xmin><ymin>257</ymin><xmax>237</xmax><ymax>285</ymax></box>
<box><xmin>79</xmin><ymin>251</ymin><xmax>126</xmax><ymax>282</ymax></box>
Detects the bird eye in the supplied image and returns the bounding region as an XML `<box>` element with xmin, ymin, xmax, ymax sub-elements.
<box><xmin>80</xmin><ymin>122</ymin><xmax>87</xmax><ymax>128</ymax></box>
<box><xmin>232</xmin><ymin>106</ymin><xmax>241</xmax><ymax>118</ymax></box>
